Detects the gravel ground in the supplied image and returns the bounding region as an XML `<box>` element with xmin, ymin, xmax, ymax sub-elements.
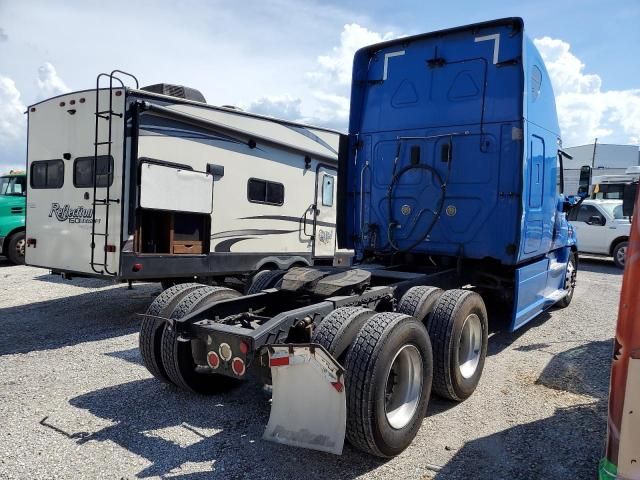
<box><xmin>0</xmin><ymin>256</ymin><xmax>621</xmax><ymax>479</ymax></box>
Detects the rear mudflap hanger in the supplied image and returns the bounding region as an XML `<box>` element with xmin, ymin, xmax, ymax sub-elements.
<box><xmin>263</xmin><ymin>343</ymin><xmax>347</xmax><ymax>455</ymax></box>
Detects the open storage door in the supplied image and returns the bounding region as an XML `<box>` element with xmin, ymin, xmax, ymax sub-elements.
<box><xmin>140</xmin><ymin>162</ymin><xmax>213</xmax><ymax>214</ymax></box>
<box><xmin>137</xmin><ymin>161</ymin><xmax>213</xmax><ymax>255</ymax></box>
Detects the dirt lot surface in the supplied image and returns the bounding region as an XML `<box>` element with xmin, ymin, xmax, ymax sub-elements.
<box><xmin>0</xmin><ymin>257</ymin><xmax>621</xmax><ymax>479</ymax></box>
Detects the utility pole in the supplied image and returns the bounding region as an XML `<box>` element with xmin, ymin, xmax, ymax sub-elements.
<box><xmin>591</xmin><ymin>137</ymin><xmax>598</xmax><ymax>168</ymax></box>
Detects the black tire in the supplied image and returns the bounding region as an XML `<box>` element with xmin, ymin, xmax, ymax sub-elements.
<box><xmin>160</xmin><ymin>278</ymin><xmax>193</xmax><ymax>291</ymax></box>
<box><xmin>311</xmin><ymin>307</ymin><xmax>375</xmax><ymax>361</ymax></box>
<box><xmin>613</xmin><ymin>241</ymin><xmax>628</xmax><ymax>269</ymax></box>
<box><xmin>429</xmin><ymin>289</ymin><xmax>488</xmax><ymax>401</ymax></box>
<box><xmin>139</xmin><ymin>283</ymin><xmax>206</xmax><ymax>383</ymax></box>
<box><xmin>344</xmin><ymin>312</ymin><xmax>433</xmax><ymax>458</ymax></box>
<box><xmin>161</xmin><ymin>286</ymin><xmax>242</xmax><ymax>394</ymax></box>
<box><xmin>397</xmin><ymin>286</ymin><xmax>443</xmax><ymax>326</ymax></box>
<box><xmin>6</xmin><ymin>231</ymin><xmax>25</xmax><ymax>265</ymax></box>
<box><xmin>246</xmin><ymin>269</ymin><xmax>285</xmax><ymax>294</ymax></box>
<box><xmin>557</xmin><ymin>252</ymin><xmax>577</xmax><ymax>308</ymax></box>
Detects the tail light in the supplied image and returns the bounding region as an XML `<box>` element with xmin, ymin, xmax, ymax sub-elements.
<box><xmin>232</xmin><ymin>358</ymin><xmax>246</xmax><ymax>376</ymax></box>
<box><xmin>239</xmin><ymin>340</ymin><xmax>250</xmax><ymax>355</ymax></box>
<box><xmin>132</xmin><ymin>263</ymin><xmax>142</xmax><ymax>272</ymax></box>
<box><xmin>104</xmin><ymin>244</ymin><xmax>116</xmax><ymax>253</ymax></box>
<box><xmin>207</xmin><ymin>352</ymin><xmax>220</xmax><ymax>369</ymax></box>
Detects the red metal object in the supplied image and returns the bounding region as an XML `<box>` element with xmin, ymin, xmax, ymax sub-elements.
<box><xmin>601</xmin><ymin>184</ymin><xmax>640</xmax><ymax>478</ymax></box>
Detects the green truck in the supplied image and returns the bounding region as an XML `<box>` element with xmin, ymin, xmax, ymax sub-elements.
<box><xmin>0</xmin><ymin>171</ymin><xmax>26</xmax><ymax>264</ymax></box>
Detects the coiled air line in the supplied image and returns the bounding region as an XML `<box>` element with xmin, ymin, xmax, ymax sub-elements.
<box><xmin>386</xmin><ymin>135</ymin><xmax>456</xmax><ymax>253</ymax></box>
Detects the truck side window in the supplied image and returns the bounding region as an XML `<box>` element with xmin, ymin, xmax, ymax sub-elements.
<box><xmin>322</xmin><ymin>175</ymin><xmax>334</xmax><ymax>207</ymax></box>
<box><xmin>30</xmin><ymin>160</ymin><xmax>64</xmax><ymax>189</ymax></box>
<box><xmin>73</xmin><ymin>156</ymin><xmax>114</xmax><ymax>188</ymax></box>
<box><xmin>575</xmin><ymin>205</ymin><xmax>602</xmax><ymax>223</ymax></box>
<box><xmin>248</xmin><ymin>178</ymin><xmax>284</xmax><ymax>206</ymax></box>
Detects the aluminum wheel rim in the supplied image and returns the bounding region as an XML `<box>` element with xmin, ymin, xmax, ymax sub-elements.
<box><xmin>384</xmin><ymin>344</ymin><xmax>423</xmax><ymax>430</ymax></box>
<box><xmin>458</xmin><ymin>314</ymin><xmax>482</xmax><ymax>379</ymax></box>
<box><xmin>616</xmin><ymin>246</ymin><xmax>626</xmax><ymax>266</ymax></box>
<box><xmin>16</xmin><ymin>238</ymin><xmax>26</xmax><ymax>258</ymax></box>
<box><xmin>565</xmin><ymin>258</ymin><xmax>576</xmax><ymax>294</ymax></box>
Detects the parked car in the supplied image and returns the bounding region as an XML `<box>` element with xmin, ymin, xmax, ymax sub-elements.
<box><xmin>0</xmin><ymin>170</ymin><xmax>27</xmax><ymax>264</ymax></box>
<box><xmin>568</xmin><ymin>199</ymin><xmax>630</xmax><ymax>268</ymax></box>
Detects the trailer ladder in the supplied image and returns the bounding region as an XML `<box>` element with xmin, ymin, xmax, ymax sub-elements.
<box><xmin>90</xmin><ymin>70</ymin><xmax>139</xmax><ymax>275</ymax></box>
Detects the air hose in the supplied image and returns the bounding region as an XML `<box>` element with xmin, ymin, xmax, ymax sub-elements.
<box><xmin>386</xmin><ymin>147</ymin><xmax>453</xmax><ymax>253</ymax></box>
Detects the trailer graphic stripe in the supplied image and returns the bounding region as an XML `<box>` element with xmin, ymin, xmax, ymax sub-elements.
<box><xmin>211</xmin><ymin>228</ymin><xmax>297</xmax><ymax>240</ymax></box>
<box><xmin>240</xmin><ymin>215</ymin><xmax>336</xmax><ymax>229</ymax></box>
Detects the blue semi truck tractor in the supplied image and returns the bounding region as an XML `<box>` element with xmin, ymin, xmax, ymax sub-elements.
<box><xmin>139</xmin><ymin>18</ymin><xmax>578</xmax><ymax>457</ymax></box>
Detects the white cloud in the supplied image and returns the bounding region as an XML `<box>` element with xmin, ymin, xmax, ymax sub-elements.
<box><xmin>535</xmin><ymin>36</ymin><xmax>640</xmax><ymax>147</ymax></box>
<box><xmin>314</xmin><ymin>23</ymin><xmax>396</xmax><ymax>87</ymax></box>
<box><xmin>36</xmin><ymin>62</ymin><xmax>70</xmax><ymax>100</ymax></box>
<box><xmin>0</xmin><ymin>63</ymin><xmax>71</xmax><ymax>171</ymax></box>
<box><xmin>245</xmin><ymin>96</ymin><xmax>303</xmax><ymax>121</ymax></box>
<box><xmin>0</xmin><ymin>75</ymin><xmax>26</xmax><ymax>171</ymax></box>
<box><xmin>245</xmin><ymin>23</ymin><xmax>399</xmax><ymax>131</ymax></box>
<box><xmin>0</xmin><ymin>75</ymin><xmax>25</xmax><ymax>144</ymax></box>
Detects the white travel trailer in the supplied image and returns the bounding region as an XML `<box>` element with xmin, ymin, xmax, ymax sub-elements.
<box><xmin>25</xmin><ymin>72</ymin><xmax>342</xmax><ymax>285</ymax></box>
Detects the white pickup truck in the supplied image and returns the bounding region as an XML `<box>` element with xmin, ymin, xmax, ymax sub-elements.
<box><xmin>568</xmin><ymin>199</ymin><xmax>630</xmax><ymax>268</ymax></box>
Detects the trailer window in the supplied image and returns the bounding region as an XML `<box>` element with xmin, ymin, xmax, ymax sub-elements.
<box><xmin>30</xmin><ymin>160</ymin><xmax>64</xmax><ymax>189</ymax></box>
<box><xmin>248</xmin><ymin>178</ymin><xmax>284</xmax><ymax>206</ymax></box>
<box><xmin>73</xmin><ymin>156</ymin><xmax>114</xmax><ymax>188</ymax></box>
<box><xmin>322</xmin><ymin>174</ymin><xmax>334</xmax><ymax>206</ymax></box>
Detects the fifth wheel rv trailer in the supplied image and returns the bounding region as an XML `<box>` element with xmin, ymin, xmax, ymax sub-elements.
<box><xmin>25</xmin><ymin>73</ymin><xmax>340</xmax><ymax>286</ymax></box>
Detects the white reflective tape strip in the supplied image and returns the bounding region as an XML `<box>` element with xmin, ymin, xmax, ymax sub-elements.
<box><xmin>474</xmin><ymin>33</ymin><xmax>500</xmax><ymax>64</ymax></box>
<box><xmin>383</xmin><ymin>50</ymin><xmax>405</xmax><ymax>80</ymax></box>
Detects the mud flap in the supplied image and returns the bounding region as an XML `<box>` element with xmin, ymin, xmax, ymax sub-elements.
<box><xmin>263</xmin><ymin>344</ymin><xmax>346</xmax><ymax>455</ymax></box>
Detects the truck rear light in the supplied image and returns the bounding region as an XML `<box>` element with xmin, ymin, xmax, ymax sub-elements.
<box><xmin>30</xmin><ymin>107</ymin><xmax>36</xmax><ymax>112</ymax></box>
<box><xmin>104</xmin><ymin>244</ymin><xmax>116</xmax><ymax>253</ymax></box>
<box><xmin>239</xmin><ymin>340</ymin><xmax>250</xmax><ymax>355</ymax></box>
<box><xmin>79</xmin><ymin>98</ymin><xmax>85</xmax><ymax>103</ymax></box>
<box><xmin>207</xmin><ymin>351</ymin><xmax>220</xmax><ymax>369</ymax></box>
<box><xmin>26</xmin><ymin>238</ymin><xmax>37</xmax><ymax>247</ymax></box>
<box><xmin>232</xmin><ymin>358</ymin><xmax>246</xmax><ymax>376</ymax></box>
<box><xmin>219</xmin><ymin>343</ymin><xmax>232</xmax><ymax>361</ymax></box>
<box><xmin>132</xmin><ymin>263</ymin><xmax>142</xmax><ymax>272</ymax></box>
<box><xmin>115</xmin><ymin>91</ymin><xmax>122</xmax><ymax>96</ymax></box>
<box><xmin>59</xmin><ymin>101</ymin><xmax>65</xmax><ymax>107</ymax></box>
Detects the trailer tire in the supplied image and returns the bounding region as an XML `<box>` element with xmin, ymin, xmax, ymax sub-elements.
<box><xmin>557</xmin><ymin>252</ymin><xmax>577</xmax><ymax>308</ymax></box>
<box><xmin>246</xmin><ymin>269</ymin><xmax>285</xmax><ymax>295</ymax></box>
<box><xmin>139</xmin><ymin>283</ymin><xmax>206</xmax><ymax>384</ymax></box>
<box><xmin>397</xmin><ymin>286</ymin><xmax>443</xmax><ymax>327</ymax></box>
<box><xmin>429</xmin><ymin>289</ymin><xmax>488</xmax><ymax>401</ymax></box>
<box><xmin>161</xmin><ymin>286</ymin><xmax>242</xmax><ymax>394</ymax></box>
<box><xmin>344</xmin><ymin>312</ymin><xmax>432</xmax><ymax>458</ymax></box>
<box><xmin>311</xmin><ymin>307</ymin><xmax>375</xmax><ymax>361</ymax></box>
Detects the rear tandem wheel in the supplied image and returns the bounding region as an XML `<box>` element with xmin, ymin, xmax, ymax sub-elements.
<box><xmin>161</xmin><ymin>286</ymin><xmax>242</xmax><ymax>394</ymax></box>
<box><xmin>429</xmin><ymin>289</ymin><xmax>488</xmax><ymax>401</ymax></box>
<box><xmin>139</xmin><ymin>283</ymin><xmax>207</xmax><ymax>383</ymax></box>
<box><xmin>344</xmin><ymin>312</ymin><xmax>433</xmax><ymax>457</ymax></box>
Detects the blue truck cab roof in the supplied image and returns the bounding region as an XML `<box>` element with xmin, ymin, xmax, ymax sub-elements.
<box><xmin>339</xmin><ymin>18</ymin><xmax>566</xmax><ymax>266</ymax></box>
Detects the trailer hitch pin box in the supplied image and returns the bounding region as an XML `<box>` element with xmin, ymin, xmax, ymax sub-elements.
<box><xmin>263</xmin><ymin>344</ymin><xmax>347</xmax><ymax>455</ymax></box>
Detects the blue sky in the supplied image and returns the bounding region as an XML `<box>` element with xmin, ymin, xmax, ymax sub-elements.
<box><xmin>0</xmin><ymin>0</ymin><xmax>638</xmax><ymax>172</ymax></box>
